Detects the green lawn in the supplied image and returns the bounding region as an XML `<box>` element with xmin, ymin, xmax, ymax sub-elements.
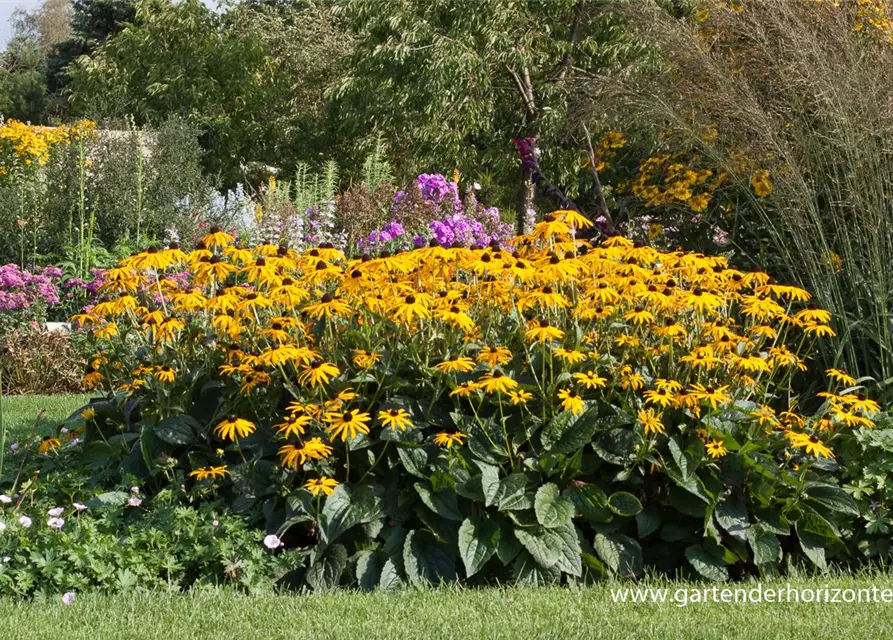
<box><xmin>1</xmin><ymin>395</ymin><xmax>891</xmax><ymax>639</ymax></box>
<box><xmin>1</xmin><ymin>577</ymin><xmax>892</xmax><ymax>640</ymax></box>
<box><xmin>0</xmin><ymin>393</ymin><xmax>93</xmax><ymax>443</ymax></box>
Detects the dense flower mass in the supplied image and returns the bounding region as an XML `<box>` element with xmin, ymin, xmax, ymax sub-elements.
<box><xmin>0</xmin><ymin>264</ymin><xmax>61</xmax><ymax>311</ymax></box>
<box><xmin>71</xmin><ymin>210</ymin><xmax>878</xmax><ymax>586</ymax></box>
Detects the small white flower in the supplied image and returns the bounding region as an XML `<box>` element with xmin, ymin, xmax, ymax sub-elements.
<box><xmin>130</xmin><ymin>487</ymin><xmax>140</xmax><ymax>494</ymax></box>
<box><xmin>473</xmin><ymin>182</ymin><xmax>481</xmax><ymax>190</ymax></box>
<box><xmin>0</xmin><ymin>522</ymin><xmax>6</xmax><ymax>531</ymax></box>
<box><xmin>62</xmin><ymin>592</ymin><xmax>75</xmax><ymax>605</ymax></box>
<box><xmin>0</xmin><ymin>495</ymin><xmax>11</xmax><ymax>504</ymax></box>
<box><xmin>212</xmin><ymin>520</ymin><xmax>219</xmax><ymax>527</ymax></box>
<box><xmin>128</xmin><ymin>497</ymin><xmax>142</xmax><ymax>507</ymax></box>
<box><xmin>263</xmin><ymin>534</ymin><xmax>283</xmax><ymax>549</ymax></box>
<box><xmin>18</xmin><ymin>516</ymin><xmax>31</xmax><ymax>528</ymax></box>
<box><xmin>60</xmin><ymin>427</ymin><xmax>68</xmax><ymax>435</ymax></box>
<box><xmin>47</xmin><ymin>507</ymin><xmax>64</xmax><ymax>517</ymax></box>
<box><xmin>73</xmin><ymin>503</ymin><xmax>87</xmax><ymax>512</ymax></box>
<box><xmin>47</xmin><ymin>517</ymin><xmax>65</xmax><ymax>529</ymax></box>
<box><xmin>2</xmin><ymin>556</ymin><xmax>9</xmax><ymax>563</ymax></box>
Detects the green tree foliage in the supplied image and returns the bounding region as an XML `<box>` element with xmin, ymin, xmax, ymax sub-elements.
<box><xmin>67</xmin><ymin>0</ymin><xmax>351</xmax><ymax>184</ymax></box>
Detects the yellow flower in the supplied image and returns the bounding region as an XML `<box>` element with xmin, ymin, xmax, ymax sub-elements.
<box><xmin>750</xmin><ymin>169</ymin><xmax>773</xmax><ymax>197</ymax></box>
<box><xmin>304</xmin><ymin>476</ymin><xmax>339</xmax><ymax>497</ymax></box>
<box><xmin>325</xmin><ymin>409</ymin><xmax>372</xmax><ymax>441</ymax></box>
<box><xmin>476</xmin><ymin>346</ymin><xmax>513</xmax><ymax>367</ymax></box>
<box><xmin>434</xmin><ymin>355</ymin><xmax>476</xmax><ymax>374</ymax></box>
<box><xmin>508</xmin><ymin>390</ymin><xmax>533</xmax><ymax>405</ymax></box>
<box><xmin>433</xmin><ymin>432</ymin><xmax>467</xmax><ymax>449</ymax></box>
<box><xmin>637</xmin><ymin>408</ymin><xmax>664</xmax><ymax>436</ymax></box>
<box><xmin>524</xmin><ymin>319</ymin><xmax>565</xmax><ymax>343</ymax></box>
<box><xmin>299</xmin><ymin>360</ymin><xmax>340</xmax><ymax>387</ymax></box>
<box><xmin>213</xmin><ymin>415</ymin><xmax>256</xmax><ymax>441</ymax></box>
<box><xmin>573</xmin><ymin>371</ymin><xmax>607</xmax><ymax>390</ymax></box>
<box><xmin>188</xmin><ymin>465</ymin><xmax>230</xmax><ymax>481</ymax></box>
<box><xmin>557</xmin><ymin>388</ymin><xmax>585</xmax><ymax>415</ymax></box>
<box><xmin>39</xmin><ymin>437</ymin><xmax>62</xmax><ymax>454</ymax></box>
<box><xmin>705</xmin><ymin>439</ymin><xmax>728</xmax><ymax>459</ymax></box>
<box><xmin>476</xmin><ymin>371</ymin><xmax>519</xmax><ymax>395</ymax></box>
<box><xmin>81</xmin><ymin>407</ymin><xmax>96</xmax><ymax>420</ymax></box>
<box><xmin>825</xmin><ymin>368</ymin><xmax>856</xmax><ymax>386</ymax></box>
<box><xmin>786</xmin><ymin>432</ymin><xmax>834</xmax><ymax>459</ymax></box>
<box><xmin>154</xmin><ymin>366</ymin><xmax>176</xmax><ymax>384</ymax></box>
<box><xmin>378</xmin><ymin>408</ymin><xmax>413</xmax><ymax>431</ymax></box>
<box><xmin>353</xmin><ymin>350</ymin><xmax>382</xmax><ymax>369</ymax></box>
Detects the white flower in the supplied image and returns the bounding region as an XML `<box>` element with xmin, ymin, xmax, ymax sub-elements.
<box><xmin>47</xmin><ymin>517</ymin><xmax>65</xmax><ymax>529</ymax></box>
<box><xmin>130</xmin><ymin>487</ymin><xmax>140</xmax><ymax>494</ymax></box>
<box><xmin>212</xmin><ymin>520</ymin><xmax>219</xmax><ymax>527</ymax></box>
<box><xmin>128</xmin><ymin>497</ymin><xmax>142</xmax><ymax>507</ymax></box>
<box><xmin>18</xmin><ymin>516</ymin><xmax>31</xmax><ymax>528</ymax></box>
<box><xmin>60</xmin><ymin>427</ymin><xmax>68</xmax><ymax>435</ymax></box>
<box><xmin>263</xmin><ymin>534</ymin><xmax>283</xmax><ymax>549</ymax></box>
<box><xmin>0</xmin><ymin>522</ymin><xmax>6</xmax><ymax>532</ymax></box>
<box><xmin>47</xmin><ymin>507</ymin><xmax>64</xmax><ymax>517</ymax></box>
<box><xmin>73</xmin><ymin>503</ymin><xmax>87</xmax><ymax>512</ymax></box>
<box><xmin>62</xmin><ymin>592</ymin><xmax>75</xmax><ymax>605</ymax></box>
<box><xmin>0</xmin><ymin>495</ymin><xmax>11</xmax><ymax>504</ymax></box>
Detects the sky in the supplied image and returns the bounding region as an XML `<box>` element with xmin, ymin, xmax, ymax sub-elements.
<box><xmin>0</xmin><ymin>0</ymin><xmax>41</xmax><ymax>47</ymax></box>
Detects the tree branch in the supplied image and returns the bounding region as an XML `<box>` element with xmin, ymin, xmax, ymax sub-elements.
<box><xmin>557</xmin><ymin>0</ymin><xmax>584</xmax><ymax>82</ymax></box>
<box><xmin>581</xmin><ymin>122</ymin><xmax>616</xmax><ymax>234</ymax></box>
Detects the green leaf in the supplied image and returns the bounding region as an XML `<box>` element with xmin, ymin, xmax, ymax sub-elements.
<box><xmin>541</xmin><ymin>408</ymin><xmax>597</xmax><ymax>455</ymax></box>
<box><xmin>534</xmin><ymin>483</ymin><xmax>574</xmax><ymax>528</ymax></box>
<box><xmin>685</xmin><ymin>545</ymin><xmax>729</xmax><ymax>582</ymax></box>
<box><xmin>397</xmin><ymin>446</ymin><xmax>429</xmax><ymax>478</ymax></box>
<box><xmin>715</xmin><ymin>499</ymin><xmax>750</xmax><ymax>542</ymax></box>
<box><xmin>355</xmin><ymin>550</ymin><xmax>380</xmax><ymax>591</ymax></box>
<box><xmin>636</xmin><ymin>508</ymin><xmax>662</xmax><ymax>538</ymax></box>
<box><xmin>458</xmin><ymin>517</ymin><xmax>500</xmax><ymax>577</ymax></box>
<box><xmin>749</xmin><ymin>524</ymin><xmax>781</xmax><ymax>566</ymax></box>
<box><xmin>593</xmin><ymin>532</ymin><xmax>642</xmax><ymax>577</ymax></box>
<box><xmin>553</xmin><ymin>522</ymin><xmax>582</xmax><ymax>577</ymax></box>
<box><xmin>514</xmin><ymin>527</ymin><xmax>564</xmax><ymax>569</ymax></box>
<box><xmin>320</xmin><ymin>484</ymin><xmax>384</xmax><ymax>544</ymax></box>
<box><xmin>478</xmin><ymin>462</ymin><xmax>501</xmax><ymax>507</ymax></box>
<box><xmin>378</xmin><ymin>558</ymin><xmax>402</xmax><ymax>590</ymax></box>
<box><xmin>498</xmin><ymin>473</ymin><xmax>533</xmax><ymax>511</ymax></box>
<box><xmin>403</xmin><ymin>530</ymin><xmax>456</xmax><ymax>587</ymax></box>
<box><xmin>86</xmin><ymin>491</ymin><xmax>130</xmax><ymax>508</ymax></box>
<box><xmin>607</xmin><ymin>492</ymin><xmax>642</xmax><ymax>517</ymax></box>
<box><xmin>414</xmin><ymin>483</ymin><xmax>462</xmax><ymax>521</ymax></box>
<box><xmin>154</xmin><ymin>415</ymin><xmax>200</xmax><ymax>445</ymax></box>
<box><xmin>795</xmin><ymin>520</ymin><xmax>828</xmax><ymax>571</ymax></box>
<box><xmin>593</xmin><ymin>428</ymin><xmax>638</xmax><ymax>465</ymax></box>
<box><xmin>496</xmin><ymin>521</ymin><xmax>522</xmax><ymax>565</ymax></box>
<box><xmin>568</xmin><ymin>483</ymin><xmax>613</xmax><ymax>523</ymax></box>
<box><xmin>668</xmin><ymin>437</ymin><xmax>694</xmax><ymax>480</ymax></box>
<box><xmin>306</xmin><ymin>543</ymin><xmax>347</xmax><ymax>591</ymax></box>
<box><xmin>802</xmin><ymin>482</ymin><xmax>860</xmax><ymax>516</ymax></box>
<box><xmin>512</xmin><ymin>550</ymin><xmax>561</xmax><ymax>586</ymax></box>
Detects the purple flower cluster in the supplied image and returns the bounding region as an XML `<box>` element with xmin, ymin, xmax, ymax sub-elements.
<box><xmin>359</xmin><ymin>219</ymin><xmax>407</xmax><ymax>252</ymax></box>
<box><xmin>394</xmin><ymin>173</ymin><xmax>463</xmax><ymax>214</ymax></box>
<box><xmin>0</xmin><ymin>264</ymin><xmax>60</xmax><ymax>311</ymax></box>
<box><xmin>62</xmin><ymin>268</ymin><xmax>105</xmax><ymax>301</ymax></box>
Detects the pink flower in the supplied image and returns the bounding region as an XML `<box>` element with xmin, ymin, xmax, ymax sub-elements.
<box><xmin>47</xmin><ymin>507</ymin><xmax>64</xmax><ymax>517</ymax></box>
<box><xmin>263</xmin><ymin>534</ymin><xmax>283</xmax><ymax>549</ymax></box>
<box><xmin>47</xmin><ymin>517</ymin><xmax>65</xmax><ymax>529</ymax></box>
<box><xmin>62</xmin><ymin>592</ymin><xmax>75</xmax><ymax>605</ymax></box>
<box><xmin>127</xmin><ymin>497</ymin><xmax>142</xmax><ymax>507</ymax></box>
<box><xmin>73</xmin><ymin>503</ymin><xmax>87</xmax><ymax>512</ymax></box>
<box><xmin>0</xmin><ymin>495</ymin><xmax>11</xmax><ymax>504</ymax></box>
<box><xmin>212</xmin><ymin>520</ymin><xmax>219</xmax><ymax>527</ymax></box>
<box><xmin>18</xmin><ymin>516</ymin><xmax>31</xmax><ymax>528</ymax></box>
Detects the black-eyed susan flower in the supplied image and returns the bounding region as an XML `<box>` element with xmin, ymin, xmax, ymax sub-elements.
<box><xmin>507</xmin><ymin>389</ymin><xmax>533</xmax><ymax>405</ymax></box>
<box><xmin>378</xmin><ymin>408</ymin><xmax>413</xmax><ymax>431</ymax></box>
<box><xmin>705</xmin><ymin>439</ymin><xmax>728</xmax><ymax>458</ymax></box>
<box><xmin>525</xmin><ymin>319</ymin><xmax>565</xmax><ymax>343</ymax></box>
<box><xmin>304</xmin><ymin>476</ymin><xmax>339</xmax><ymax>497</ymax></box>
<box><xmin>324</xmin><ymin>409</ymin><xmax>371</xmax><ymax>441</ymax></box>
<box><xmin>299</xmin><ymin>360</ymin><xmax>340</xmax><ymax>388</ymax></box>
<box><xmin>213</xmin><ymin>415</ymin><xmax>256</xmax><ymax>441</ymax></box>
<box><xmin>476</xmin><ymin>371</ymin><xmax>519</xmax><ymax>394</ymax></box>
<box><xmin>687</xmin><ymin>383</ymin><xmax>732</xmax><ymax>409</ymax></box>
<box><xmin>39</xmin><ymin>437</ymin><xmax>62</xmax><ymax>455</ymax></box>
<box><xmin>433</xmin><ymin>432</ymin><xmax>467</xmax><ymax>449</ymax></box>
<box><xmin>557</xmin><ymin>388</ymin><xmax>584</xmax><ymax>415</ymax></box>
<box><xmin>188</xmin><ymin>465</ymin><xmax>231</xmax><ymax>481</ymax></box>
<box><xmin>154</xmin><ymin>366</ymin><xmax>176</xmax><ymax>384</ymax></box>
<box><xmin>637</xmin><ymin>408</ymin><xmax>664</xmax><ymax>436</ymax></box>
<box><xmin>786</xmin><ymin>432</ymin><xmax>834</xmax><ymax>459</ymax></box>
<box><xmin>826</xmin><ymin>368</ymin><xmax>856</xmax><ymax>386</ymax></box>
<box><xmin>573</xmin><ymin>370</ymin><xmax>607</xmax><ymax>390</ymax></box>
<box><xmin>353</xmin><ymin>350</ymin><xmax>381</xmax><ymax>369</ymax></box>
<box><xmin>434</xmin><ymin>355</ymin><xmax>476</xmax><ymax>374</ymax></box>
<box><xmin>476</xmin><ymin>346</ymin><xmax>512</xmax><ymax>367</ymax></box>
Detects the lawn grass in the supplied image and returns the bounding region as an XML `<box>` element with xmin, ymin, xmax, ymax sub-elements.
<box><xmin>1</xmin><ymin>576</ymin><xmax>892</xmax><ymax>640</ymax></box>
<box><xmin>0</xmin><ymin>393</ymin><xmax>93</xmax><ymax>443</ymax></box>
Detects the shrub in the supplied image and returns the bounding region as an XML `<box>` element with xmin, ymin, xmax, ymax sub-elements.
<box><xmin>0</xmin><ymin>326</ymin><xmax>82</xmax><ymax>395</ymax></box>
<box><xmin>68</xmin><ymin>210</ymin><xmax>880</xmax><ymax>588</ymax></box>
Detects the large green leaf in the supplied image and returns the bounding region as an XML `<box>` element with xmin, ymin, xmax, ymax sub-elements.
<box><xmin>305</xmin><ymin>543</ymin><xmax>347</xmax><ymax>591</ymax></box>
<box><xmin>534</xmin><ymin>483</ymin><xmax>574</xmax><ymax>528</ymax></box>
<box><xmin>355</xmin><ymin>550</ymin><xmax>381</xmax><ymax>591</ymax></box>
<box><xmin>514</xmin><ymin>527</ymin><xmax>564</xmax><ymax>569</ymax></box>
<box><xmin>154</xmin><ymin>415</ymin><xmax>200</xmax><ymax>445</ymax></box>
<box><xmin>553</xmin><ymin>522</ymin><xmax>582</xmax><ymax>577</ymax></box>
<box><xmin>403</xmin><ymin>530</ymin><xmax>456</xmax><ymax>586</ymax></box>
<box><xmin>498</xmin><ymin>473</ymin><xmax>533</xmax><ymax>511</ymax></box>
<box><xmin>458</xmin><ymin>517</ymin><xmax>500</xmax><ymax>577</ymax></box>
<box><xmin>749</xmin><ymin>524</ymin><xmax>781</xmax><ymax>566</ymax></box>
<box><xmin>478</xmin><ymin>462</ymin><xmax>501</xmax><ymax>507</ymax></box>
<box><xmin>795</xmin><ymin>520</ymin><xmax>828</xmax><ymax>571</ymax></box>
<box><xmin>593</xmin><ymin>428</ymin><xmax>638</xmax><ymax>465</ymax></box>
<box><xmin>414</xmin><ymin>483</ymin><xmax>462</xmax><ymax>521</ymax></box>
<box><xmin>320</xmin><ymin>484</ymin><xmax>384</xmax><ymax>544</ymax></box>
<box><xmin>397</xmin><ymin>446</ymin><xmax>429</xmax><ymax>478</ymax></box>
<box><xmin>715</xmin><ymin>499</ymin><xmax>750</xmax><ymax>542</ymax></box>
<box><xmin>607</xmin><ymin>491</ymin><xmax>642</xmax><ymax>517</ymax></box>
<box><xmin>568</xmin><ymin>482</ymin><xmax>613</xmax><ymax>523</ymax></box>
<box><xmin>541</xmin><ymin>408</ymin><xmax>598</xmax><ymax>455</ymax></box>
<box><xmin>685</xmin><ymin>544</ymin><xmax>729</xmax><ymax>582</ymax></box>
<box><xmin>802</xmin><ymin>482</ymin><xmax>859</xmax><ymax>516</ymax></box>
<box><xmin>512</xmin><ymin>550</ymin><xmax>562</xmax><ymax>586</ymax></box>
<box><xmin>593</xmin><ymin>532</ymin><xmax>642</xmax><ymax>577</ymax></box>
